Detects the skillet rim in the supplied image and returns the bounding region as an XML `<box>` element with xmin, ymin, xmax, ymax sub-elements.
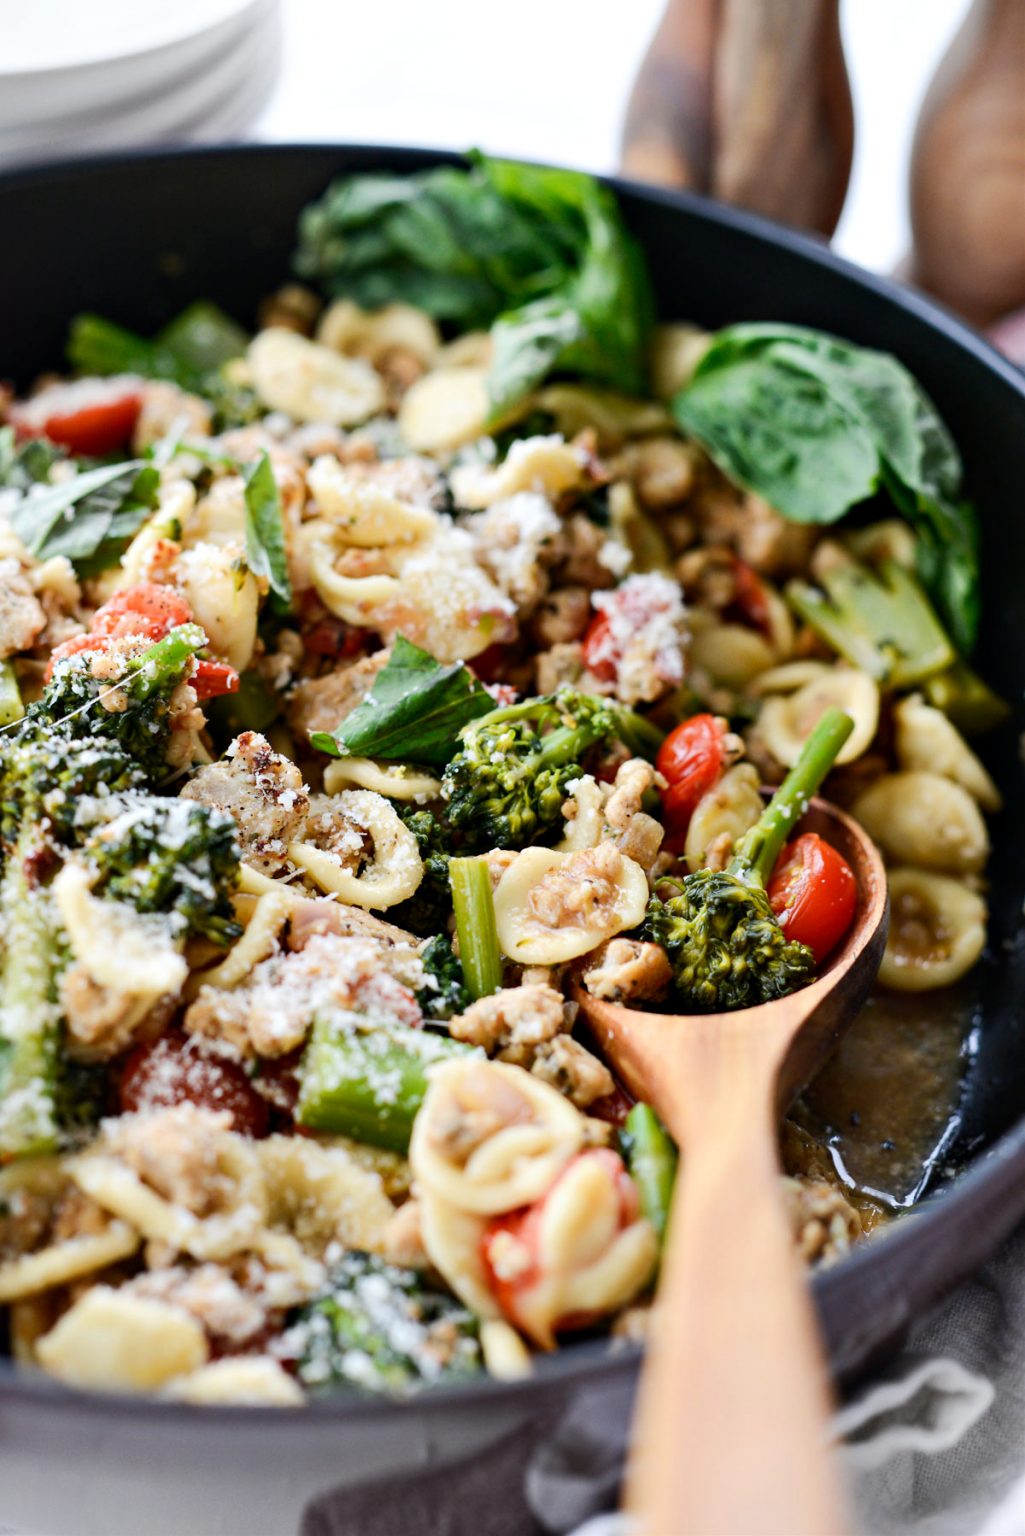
<box><xmin>1</xmin><ymin>139</ymin><xmax>1024</xmax><ymax>1427</ymax></box>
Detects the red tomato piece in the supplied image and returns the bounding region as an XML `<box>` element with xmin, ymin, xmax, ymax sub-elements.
<box><xmin>479</xmin><ymin>1149</ymin><xmax>640</xmax><ymax>1336</ymax></box>
<box><xmin>580</xmin><ymin>611</ymin><xmax>618</xmax><ymax>683</ymax></box>
<box><xmin>11</xmin><ymin>378</ymin><xmax>142</xmax><ymax>458</ymax></box>
<box><xmin>91</xmin><ymin>583</ymin><xmax>193</xmax><ymax>641</ymax></box>
<box><xmin>656</xmin><ymin>713</ymin><xmax>726</xmax><ymax>843</ymax></box>
<box><xmin>192</xmin><ymin>659</ymin><xmax>241</xmax><ymax>700</ymax></box>
<box><xmin>768</xmin><ymin>832</ymin><xmax>857</xmax><ymax>964</ymax></box>
<box><xmin>730</xmin><ymin>557</ymin><xmax>772</xmax><ymax>636</ymax></box>
<box><xmin>303</xmin><ymin>620</ymin><xmax>368</xmax><ymax>659</ymax></box>
<box><xmin>44</xmin><ymin>631</ymin><xmax>115</xmax><ymax>680</ymax></box>
<box><xmin>119</xmin><ymin>1031</ymin><xmax>270</xmax><ymax>1138</ymax></box>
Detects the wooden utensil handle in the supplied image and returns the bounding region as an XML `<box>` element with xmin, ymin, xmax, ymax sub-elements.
<box><xmin>626</xmin><ymin>1091</ymin><xmax>849</xmax><ymax>1535</ymax></box>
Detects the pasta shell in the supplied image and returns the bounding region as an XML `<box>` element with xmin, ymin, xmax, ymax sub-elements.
<box><xmin>535</xmin><ymin>385</ymin><xmax>672</xmax><ymax>452</ymax></box>
<box><xmin>852</xmin><ymin>772</ymin><xmax>989</xmax><ymax>874</ymax></box>
<box><xmin>684</xmin><ymin>763</ymin><xmax>764</xmax><ymax>873</ymax></box>
<box><xmin>397</xmin><ymin>366</ymin><xmax>491</xmax><ymax>451</ymax></box>
<box><xmin>316</xmin><ymin>299</ymin><xmax>441</xmax><ymax>367</ymax></box>
<box><xmin>758</xmin><ymin>668</ymin><xmax>879</xmax><ymax>766</ymax></box>
<box><xmin>308</xmin><ymin>537</ymin><xmax>401</xmax><ymax>624</ymax></box>
<box><xmin>177</xmin><ymin>540</ymin><xmax>260</xmax><ymax>671</ymax></box>
<box><xmin>649</xmin><ymin>323</ymin><xmax>712</xmax><ymax>398</ymax></box>
<box><xmin>164</xmin><ymin>1355</ymin><xmax>304</xmax><ymax>1406</ymax></box>
<box><xmin>690</xmin><ymin>622</ymin><xmax>777</xmax><ymax>689</ymax></box>
<box><xmin>323</xmin><ymin>757</ymin><xmax>441</xmax><ymax>802</ymax></box>
<box><xmin>493</xmin><ymin>846</ymin><xmax>650</xmax><ymax>965</ymax></box>
<box><xmin>308</xmin><ymin>454</ymin><xmax>438</xmax><ymax>546</ymax></box>
<box><xmin>893</xmin><ymin>694</ymin><xmax>1002</xmax><ymax>811</ymax></box>
<box><xmin>256</xmin><ymin>1135</ymin><xmax>395</xmax><ymax>1255</ymax></box>
<box><xmin>411</xmin><ymin>1059</ymin><xmax>584</xmax><ymax>1217</ymax></box>
<box><xmin>54</xmin><ymin>861</ymin><xmax>187</xmax><ymax>1006</ymax></box>
<box><xmin>879</xmin><ymin>867</ymin><xmax>987</xmax><ymax>991</ymax></box>
<box><xmin>289</xmin><ymin>788</ymin><xmax>423</xmax><ymax>909</ymax></box>
<box><xmin>450</xmin><ymin>434</ymin><xmax>586</xmax><ymax>510</ymax></box>
<box><xmin>36</xmin><ymin>1288</ymin><xmax>208</xmax><ymax>1392</ymax></box>
<box><xmin>750</xmin><ymin>660</ymin><xmax>833</xmax><ymax>696</ymax></box>
<box><xmin>248</xmin><ymin>327</ymin><xmax>384</xmax><ymax>425</ymax></box>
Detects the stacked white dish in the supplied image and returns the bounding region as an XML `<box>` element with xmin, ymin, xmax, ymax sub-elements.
<box><xmin>0</xmin><ymin>0</ymin><xmax>281</xmax><ymax>168</ymax></box>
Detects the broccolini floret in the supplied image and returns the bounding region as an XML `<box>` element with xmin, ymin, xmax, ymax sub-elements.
<box><xmin>76</xmin><ymin>793</ymin><xmax>242</xmax><ymax>947</ymax></box>
<box><xmin>642</xmin><ymin>708</ymin><xmax>853</xmax><ymax>1013</ymax></box>
<box><xmin>286</xmin><ymin>1250</ymin><xmax>481</xmax><ymax>1396</ymax></box>
<box><xmin>417</xmin><ymin>934</ymin><xmax>470</xmax><ymax>1021</ymax></box>
<box><xmin>441</xmin><ymin>689</ymin><xmax>662</xmax><ymax>850</ymax></box>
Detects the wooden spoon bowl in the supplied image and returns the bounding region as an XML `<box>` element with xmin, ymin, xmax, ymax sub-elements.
<box><xmin>574</xmin><ymin>795</ymin><xmax>889</xmax><ymax>1536</ymax></box>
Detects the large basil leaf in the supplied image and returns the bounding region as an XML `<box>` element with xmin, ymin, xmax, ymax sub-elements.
<box><xmin>242</xmin><ymin>452</ymin><xmax>292</xmax><ymax>609</ymax></box>
<box><xmin>311</xmin><ymin>635</ymin><xmax>493</xmax><ymax>765</ymax></box>
<box><xmin>672</xmin><ymin>324</ymin><xmax>980</xmax><ymax>651</ymax></box>
<box><xmin>9</xmin><ymin>459</ymin><xmax>159</xmax><ymax>573</ymax></box>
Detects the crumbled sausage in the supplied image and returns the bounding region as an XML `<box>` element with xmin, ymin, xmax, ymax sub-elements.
<box><xmin>607</xmin><ymin>438</ymin><xmax>699</xmax><ymax>509</ymax></box>
<box><xmin>126</xmin><ymin>1264</ymin><xmax>269</xmax><ymax>1346</ymax></box>
<box><xmin>448</xmin><ymin>984</ymin><xmax>568</xmax><ymax>1067</ymax></box>
<box><xmin>105</xmin><ymin>1104</ymin><xmax>237</xmax><ymax>1218</ymax></box>
<box><xmin>531</xmin><ymin>1035</ymin><xmax>614</xmax><ymax>1109</ymax></box>
<box><xmin>529</xmin><ymin>585</ymin><xmax>592</xmax><ymax>647</ymax></box>
<box><xmin>180</xmin><ymin>731</ymin><xmax>309</xmax><ymax>874</ymax></box>
<box><xmin>286</xmin><ymin>651</ymin><xmax>388</xmax><ymax>741</ymax></box>
<box><xmin>133</xmin><ymin>381</ymin><xmax>211</xmax><ymax>451</ymax></box>
<box><xmin>59</xmin><ymin>965</ymin><xmax>146</xmax><ymax>1060</ymax></box>
<box><xmin>0</xmin><ymin>560</ymin><xmax>46</xmax><ymax>657</ymax></box>
<box><xmin>582</xmin><ymin>938</ymin><xmax>673</xmax><ymax>1004</ymax></box>
<box><xmin>781</xmin><ymin>1176</ymin><xmax>863</xmax><ymax>1267</ymax></box>
<box><xmin>603</xmin><ymin>758</ymin><xmax>665</xmax><ymax>868</ymax></box>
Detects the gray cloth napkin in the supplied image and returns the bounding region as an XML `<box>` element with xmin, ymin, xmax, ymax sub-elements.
<box><xmin>302</xmin><ymin>1219</ymin><xmax>1025</xmax><ymax>1536</ymax></box>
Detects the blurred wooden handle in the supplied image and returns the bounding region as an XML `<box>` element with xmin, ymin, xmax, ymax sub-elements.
<box><xmin>626</xmin><ymin>1051</ymin><xmax>849</xmax><ymax>1536</ymax></box>
<box><xmin>621</xmin><ymin>0</ymin><xmax>853</xmax><ymax>237</ymax></box>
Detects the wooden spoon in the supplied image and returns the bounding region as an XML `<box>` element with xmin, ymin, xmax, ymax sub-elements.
<box><xmin>575</xmin><ymin>795</ymin><xmax>888</xmax><ymax>1536</ymax></box>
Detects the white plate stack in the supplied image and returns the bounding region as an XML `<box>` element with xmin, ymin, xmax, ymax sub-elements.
<box><xmin>0</xmin><ymin>0</ymin><xmax>281</xmax><ymax>168</ymax></box>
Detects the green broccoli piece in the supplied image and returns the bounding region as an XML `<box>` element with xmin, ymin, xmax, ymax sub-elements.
<box><xmin>786</xmin><ymin>551</ymin><xmax>954</xmax><ymax>687</ymax></box>
<box><xmin>0</xmin><ymin>834</ymin><xmax>61</xmax><ymax>1158</ymax></box>
<box><xmin>392</xmin><ymin>808</ymin><xmax>455</xmax><ymax>937</ymax></box>
<box><xmin>417</xmin><ymin>934</ymin><xmax>470</xmax><ymax>1021</ymax></box>
<box><xmin>642</xmin><ymin>708</ymin><xmax>853</xmax><ymax>1013</ymax></box>
<box><xmin>34</xmin><ymin>623</ymin><xmax>207</xmax><ymax>781</ymax></box>
<box><xmin>287</xmin><ymin>1250</ymin><xmax>481</xmax><ymax>1396</ymax></box>
<box><xmin>441</xmin><ymin>689</ymin><xmax>662</xmax><ymax>850</ymax></box>
<box><xmin>76</xmin><ymin>793</ymin><xmax>242</xmax><ymax>947</ymax></box>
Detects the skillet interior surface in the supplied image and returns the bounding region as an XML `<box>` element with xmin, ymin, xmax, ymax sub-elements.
<box><xmin>1</xmin><ymin>142</ymin><xmax>1024</xmax><ymax>1418</ymax></box>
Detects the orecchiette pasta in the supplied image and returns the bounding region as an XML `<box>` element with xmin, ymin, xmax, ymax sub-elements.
<box><xmin>0</xmin><ymin>1222</ymin><xmax>139</xmax><ymax>1304</ymax></box>
<box><xmin>878</xmin><ymin>868</ymin><xmax>987</xmax><ymax>991</ymax></box>
<box><xmin>397</xmin><ymin>366</ymin><xmax>492</xmax><ymax>451</ymax></box>
<box><xmin>289</xmin><ymin>789</ymin><xmax>423</xmax><ymax>908</ymax></box>
<box><xmin>684</xmin><ymin>763</ymin><xmax>764</xmax><ymax>873</ymax></box>
<box><xmin>852</xmin><ymin>772</ymin><xmax>989</xmax><ymax>875</ymax></box>
<box><xmin>757</xmin><ymin>668</ymin><xmax>880</xmax><ymax>767</ymax></box>
<box><xmin>316</xmin><ymin>299</ymin><xmax>441</xmax><ymax>367</ymax></box>
<box><xmin>535</xmin><ymin>385</ymin><xmax>673</xmax><ymax>451</ymax></box>
<box><xmin>163</xmin><ymin>1355</ymin><xmax>305</xmax><ymax>1406</ymax></box>
<box><xmin>649</xmin><ymin>322</ymin><xmax>712</xmax><ymax>398</ymax></box>
<box><xmin>893</xmin><ymin>694</ymin><xmax>1002</xmax><ymax>812</ymax></box>
<box><xmin>690</xmin><ymin>619</ymin><xmax>777</xmax><ymax>690</ymax></box>
<box><xmin>247</xmin><ymin>327</ymin><xmax>384</xmax><ymax>424</ymax></box>
<box><xmin>176</xmin><ymin>541</ymin><xmax>260</xmax><ymax>671</ymax></box>
<box><xmin>450</xmin><ymin>434</ymin><xmax>587</xmax><ymax>510</ymax></box>
<box><xmin>493</xmin><ymin>845</ymin><xmax>650</xmax><ymax>964</ymax></box>
<box><xmin>322</xmin><ymin>757</ymin><xmax>441</xmax><ymax>802</ymax></box>
<box><xmin>256</xmin><ymin>1135</ymin><xmax>395</xmax><ymax>1256</ymax></box>
<box><xmin>308</xmin><ymin>454</ymin><xmax>438</xmax><ymax>546</ymax></box>
<box><xmin>54</xmin><ymin>861</ymin><xmax>187</xmax><ymax>1015</ymax></box>
<box><xmin>36</xmin><ymin>1288</ymin><xmax>209</xmax><ymax>1391</ymax></box>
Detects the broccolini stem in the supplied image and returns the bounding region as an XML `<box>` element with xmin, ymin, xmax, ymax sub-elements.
<box><xmin>0</xmin><ymin>661</ymin><xmax>24</xmax><ymax>728</ymax></box>
<box><xmin>730</xmin><ymin>707</ymin><xmax>854</xmax><ymax>888</ymax></box>
<box><xmin>0</xmin><ymin>826</ymin><xmax>59</xmax><ymax>1158</ymax></box>
<box><xmin>296</xmin><ymin>1013</ymin><xmax>471</xmax><ymax>1152</ymax></box>
<box><xmin>449</xmin><ymin>856</ymin><xmax>503</xmax><ymax>1000</ymax></box>
<box><xmin>623</xmin><ymin>1103</ymin><xmax>677</xmax><ymax>1246</ymax></box>
<box><xmin>130</xmin><ymin>624</ymin><xmax>208</xmax><ymax>701</ymax></box>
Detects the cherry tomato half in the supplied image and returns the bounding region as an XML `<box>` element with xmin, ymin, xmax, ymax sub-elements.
<box><xmin>91</xmin><ymin>583</ymin><xmax>193</xmax><ymax>641</ymax></box>
<box><xmin>192</xmin><ymin>659</ymin><xmax>241</xmax><ymax>701</ymax></box>
<box><xmin>656</xmin><ymin>713</ymin><xmax>726</xmax><ymax>842</ymax></box>
<box><xmin>480</xmin><ymin>1149</ymin><xmax>639</xmax><ymax>1336</ymax></box>
<box><xmin>581</xmin><ymin>611</ymin><xmax>618</xmax><ymax>683</ymax></box>
<box><xmin>767</xmin><ymin>832</ymin><xmax>857</xmax><ymax>964</ymax></box>
<box><xmin>119</xmin><ymin>1031</ymin><xmax>269</xmax><ymax>1138</ymax></box>
<box><xmin>11</xmin><ymin>379</ymin><xmax>142</xmax><ymax>458</ymax></box>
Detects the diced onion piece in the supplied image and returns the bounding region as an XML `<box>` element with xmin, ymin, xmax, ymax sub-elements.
<box><xmin>248</xmin><ymin>328</ymin><xmax>384</xmax><ymax>425</ymax></box>
<box><xmin>879</xmin><ymin>868</ymin><xmax>986</xmax><ymax>991</ymax></box>
<box><xmin>493</xmin><ymin>846</ymin><xmax>650</xmax><ymax>965</ymax></box>
<box><xmin>757</xmin><ymin>668</ymin><xmax>879</xmax><ymax>767</ymax></box>
<box><xmin>852</xmin><ymin>771</ymin><xmax>989</xmax><ymax>875</ymax></box>
<box><xmin>398</xmin><ymin>366</ymin><xmax>491</xmax><ymax>451</ymax></box>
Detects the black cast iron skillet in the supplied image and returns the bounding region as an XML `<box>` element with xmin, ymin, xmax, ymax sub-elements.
<box><xmin>1</xmin><ymin>144</ymin><xmax>1024</xmax><ymax>1532</ymax></box>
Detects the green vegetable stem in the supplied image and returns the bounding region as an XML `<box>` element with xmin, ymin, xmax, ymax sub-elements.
<box><xmin>296</xmin><ymin>1012</ymin><xmax>471</xmax><ymax>1152</ymax></box>
<box><xmin>0</xmin><ymin>661</ymin><xmax>24</xmax><ymax>728</ymax></box>
<box><xmin>449</xmin><ymin>856</ymin><xmax>503</xmax><ymax>1001</ymax></box>
<box><xmin>623</xmin><ymin>1103</ymin><xmax>678</xmax><ymax>1245</ymax></box>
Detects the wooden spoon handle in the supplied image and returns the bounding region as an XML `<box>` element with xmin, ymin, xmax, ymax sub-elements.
<box><xmin>626</xmin><ymin>1096</ymin><xmax>849</xmax><ymax>1535</ymax></box>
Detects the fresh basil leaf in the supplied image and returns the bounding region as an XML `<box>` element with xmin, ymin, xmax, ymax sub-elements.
<box><xmin>293</xmin><ymin>155</ymin><xmax>653</xmax><ymax>419</ymax></box>
<box><xmin>242</xmin><ymin>453</ymin><xmax>292</xmax><ymax>609</ymax></box>
<box><xmin>67</xmin><ymin>302</ymin><xmax>248</xmax><ymax>392</ymax></box>
<box><xmin>311</xmin><ymin>635</ymin><xmax>493</xmax><ymax>766</ymax></box>
<box><xmin>0</xmin><ymin>426</ymin><xmax>66</xmax><ymax>492</ymax></box>
<box><xmin>9</xmin><ymin>460</ymin><xmax>159</xmax><ymax>570</ymax></box>
<box><xmin>672</xmin><ymin>324</ymin><xmax>980</xmax><ymax>651</ymax></box>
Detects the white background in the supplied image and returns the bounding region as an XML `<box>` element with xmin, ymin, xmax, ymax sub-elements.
<box><xmin>255</xmin><ymin>0</ymin><xmax>974</xmax><ymax>276</ymax></box>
